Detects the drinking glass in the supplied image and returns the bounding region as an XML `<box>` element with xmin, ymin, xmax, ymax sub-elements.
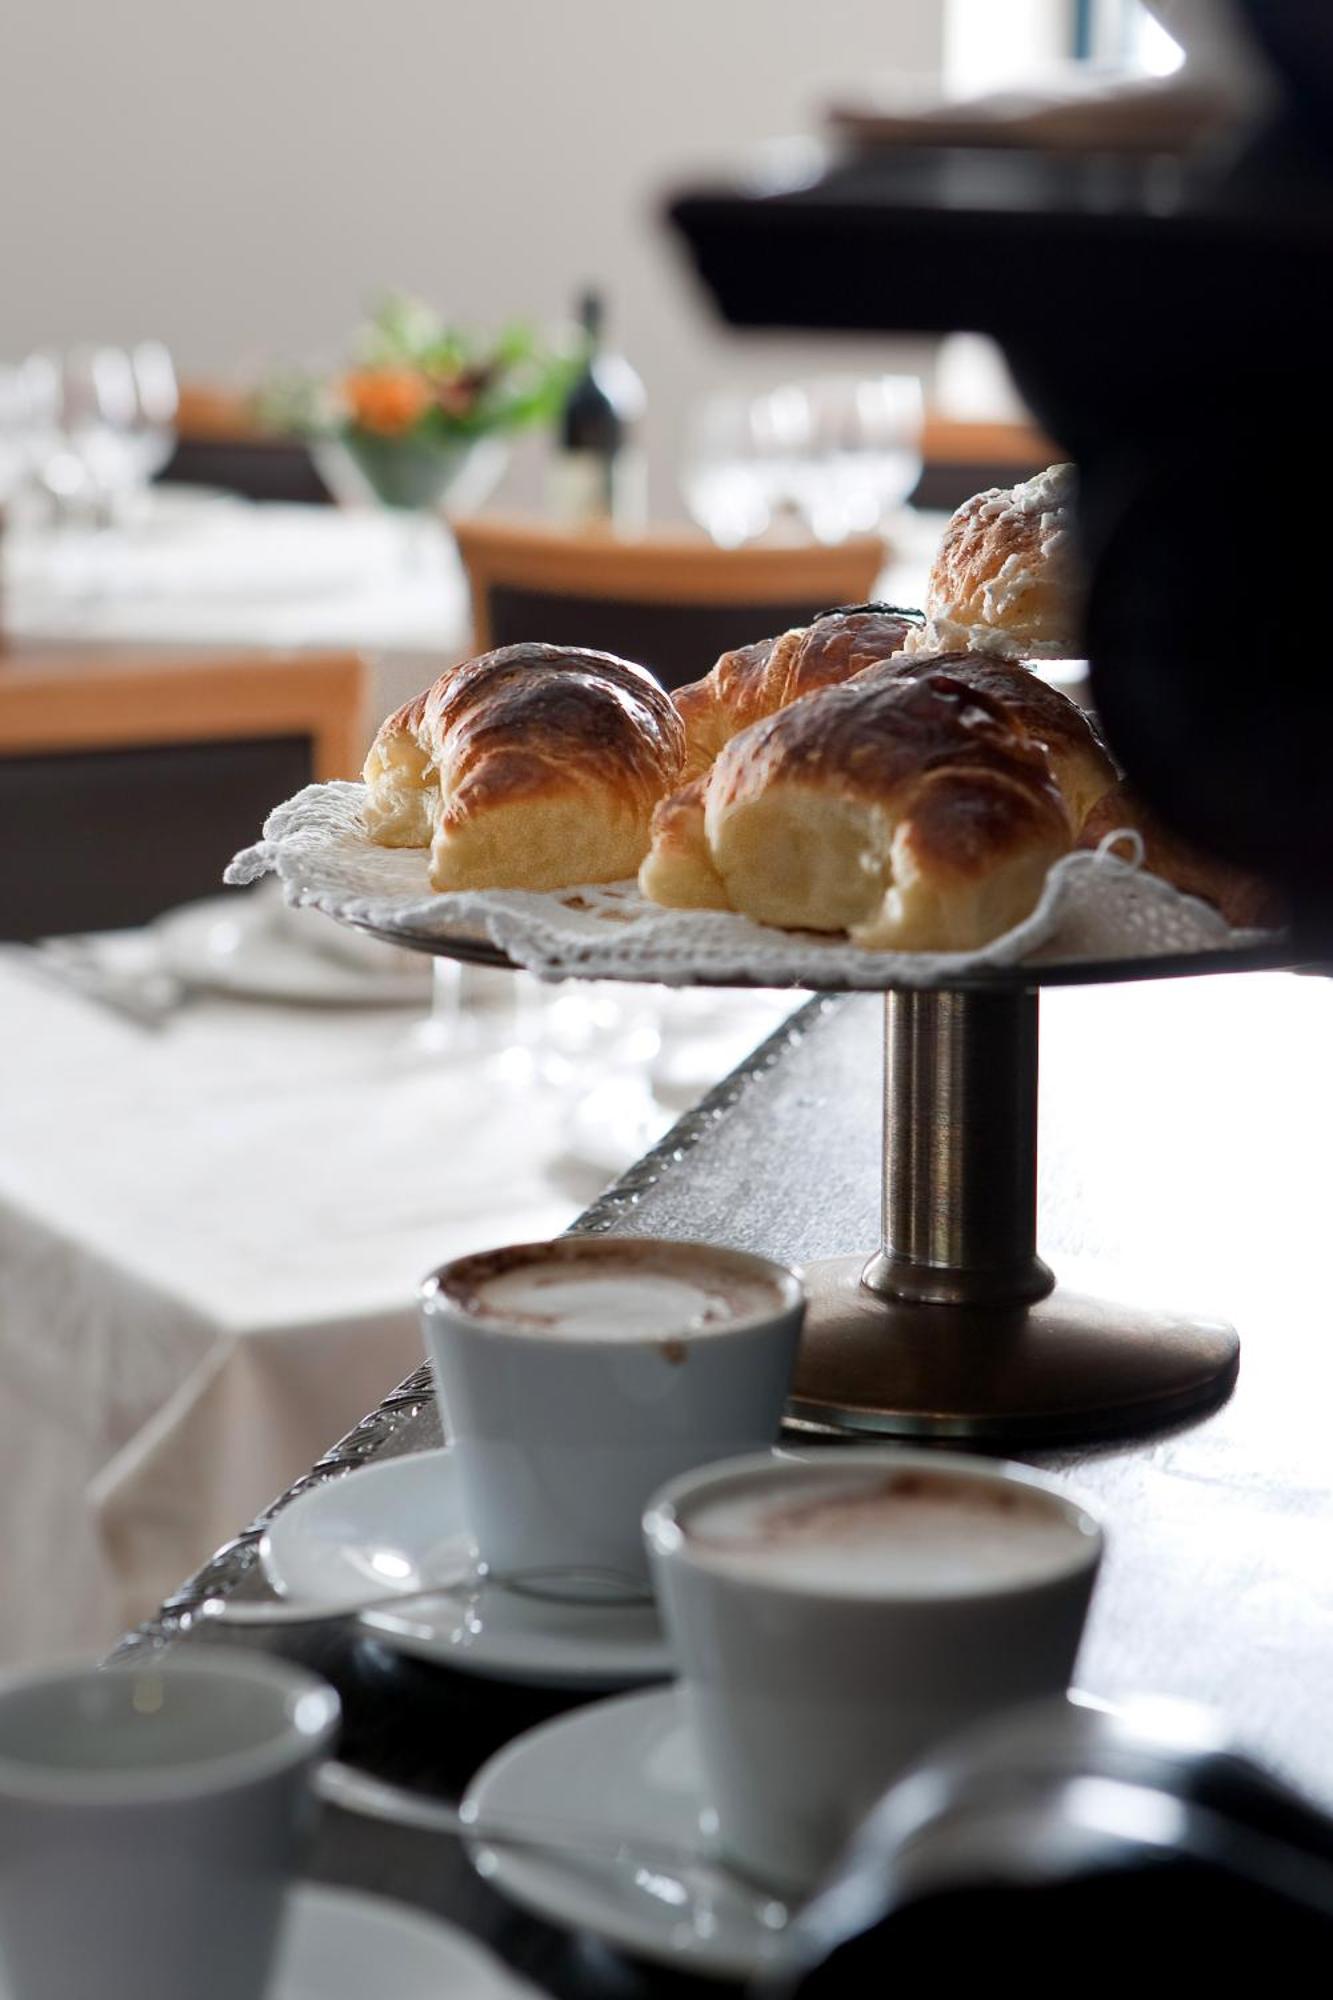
<box><xmin>0</xmin><ymin>366</ymin><xmax>30</xmax><ymax>506</ymax></box>
<box><xmin>58</xmin><ymin>346</ymin><xmax>140</xmax><ymax>519</ymax></box>
<box><xmin>788</xmin><ymin>373</ymin><xmax>924</xmax><ymax>543</ymax></box>
<box><xmin>681</xmin><ymin>393</ymin><xmax>774</xmax><ymax>546</ymax></box>
<box><xmin>127</xmin><ymin>339</ymin><xmax>179</xmax><ymax>487</ymax></box>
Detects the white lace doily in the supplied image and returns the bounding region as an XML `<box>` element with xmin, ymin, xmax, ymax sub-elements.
<box><xmin>225</xmin><ymin>781</ymin><xmax>1277</xmax><ymax>988</ymax></box>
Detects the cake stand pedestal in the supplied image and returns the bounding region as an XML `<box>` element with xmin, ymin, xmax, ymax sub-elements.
<box><xmin>789</xmin><ymin>985</ymin><xmax>1236</xmax><ymax>1443</ymax></box>
<box><xmin>358</xmin><ymin>913</ymin><xmax>1272</xmax><ymax>1447</ymax></box>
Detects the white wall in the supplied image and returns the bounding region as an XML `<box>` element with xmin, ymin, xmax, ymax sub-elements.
<box><xmin>0</xmin><ymin>0</ymin><xmax>944</xmax><ymax>513</ymax></box>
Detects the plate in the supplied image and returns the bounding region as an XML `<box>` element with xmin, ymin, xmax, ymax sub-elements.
<box><xmin>261</xmin><ymin>1448</ymin><xmax>673</xmax><ymax>1690</ymax></box>
<box><xmin>274</xmin><ymin>1883</ymin><xmax>536</xmax><ymax>1998</ymax></box>
<box><xmin>462</xmin><ymin>1686</ymin><xmax>790</xmax><ymax>1982</ymax></box>
<box><xmin>154</xmin><ymin>889</ymin><xmax>432</xmax><ymax>1005</ymax></box>
<box><xmin>0</xmin><ymin>1884</ymin><xmax>534</xmax><ymax>2000</ymax></box>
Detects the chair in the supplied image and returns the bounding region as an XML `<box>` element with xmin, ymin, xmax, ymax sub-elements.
<box><xmin>450</xmin><ymin>516</ymin><xmax>887</xmax><ymax>689</ymax></box>
<box><xmin>159</xmin><ymin>384</ymin><xmax>334</xmax><ymax>506</ymax></box>
<box><xmin>911</xmin><ymin>412</ymin><xmax>1059</xmax><ymax>512</ymax></box>
<box><xmin>0</xmin><ymin>644</ymin><xmax>366</xmax><ymax>937</ymax></box>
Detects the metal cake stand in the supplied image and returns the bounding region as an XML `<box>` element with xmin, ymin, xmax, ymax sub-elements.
<box><xmin>354</xmin><ymin>912</ymin><xmax>1295</xmax><ymax>1447</ymax></box>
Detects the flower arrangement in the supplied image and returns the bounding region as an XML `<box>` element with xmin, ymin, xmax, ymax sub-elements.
<box><xmin>266</xmin><ymin>295</ymin><xmax>572</xmax><ymax>511</ymax></box>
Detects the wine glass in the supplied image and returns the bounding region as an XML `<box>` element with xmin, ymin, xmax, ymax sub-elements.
<box><xmin>127</xmin><ymin>340</ymin><xmax>179</xmax><ymax>488</ymax></box>
<box><xmin>784</xmin><ymin>373</ymin><xmax>924</xmax><ymax>543</ymax></box>
<box><xmin>68</xmin><ymin>346</ymin><xmax>141</xmax><ymax>516</ymax></box>
<box><xmin>680</xmin><ymin>393</ymin><xmax>773</xmax><ymax>546</ymax></box>
<box><xmin>772</xmin><ymin>374</ymin><xmax>922</xmax><ymax>543</ymax></box>
<box><xmin>0</xmin><ymin>365</ymin><xmax>31</xmax><ymax>507</ymax></box>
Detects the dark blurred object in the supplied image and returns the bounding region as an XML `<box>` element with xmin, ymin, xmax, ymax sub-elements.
<box><xmin>668</xmin><ymin>0</ymin><xmax>1333</xmax><ymax>939</ymax></box>
<box><xmin>766</xmin><ymin>1695</ymin><xmax>1333</xmax><ymax>1989</ymax></box>
<box><xmin>161</xmin><ymin>435</ymin><xmax>333</xmax><ymax>506</ymax></box>
<box><xmin>158</xmin><ymin>382</ymin><xmax>334</xmax><ymax>505</ymax></box>
<box><xmin>0</xmin><ymin>644</ymin><xmax>365</xmax><ymax>937</ymax></box>
<box><xmin>452</xmin><ymin>514</ymin><xmax>886</xmax><ymax>690</ymax></box>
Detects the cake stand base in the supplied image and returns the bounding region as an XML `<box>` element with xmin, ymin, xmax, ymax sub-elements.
<box><xmin>787</xmin><ymin>1254</ymin><xmax>1239</xmax><ymax>1445</ymax></box>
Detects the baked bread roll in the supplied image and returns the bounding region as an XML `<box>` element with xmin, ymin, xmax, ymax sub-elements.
<box><xmin>363</xmin><ymin>642</ymin><xmax>685</xmax><ymax>891</ymax></box>
<box><xmin>637</xmin><ymin>776</ymin><xmax>730</xmax><ymax>910</ymax></box>
<box><xmin>909</xmin><ymin>463</ymin><xmax>1084</xmax><ymax>659</ymax></box>
<box><xmin>642</xmin><ymin>668</ymin><xmax>1070</xmax><ymax>951</ymax></box>
<box><xmin>1078</xmin><ymin>781</ymin><xmax>1284</xmax><ymax>931</ymax></box>
<box><xmin>673</xmin><ymin>604</ymin><xmax>923</xmax><ymax>781</ymax></box>
<box><xmin>860</xmin><ymin>649</ymin><xmax>1116</xmax><ymax>830</ymax></box>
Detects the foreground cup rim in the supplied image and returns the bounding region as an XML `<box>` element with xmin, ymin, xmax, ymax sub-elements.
<box><xmin>643</xmin><ymin>1447</ymin><xmax>1103</xmax><ymax>1605</ymax></box>
<box><xmin>419</xmin><ymin>1234</ymin><xmax>805</xmax><ymax>1343</ymax></box>
<box><xmin>0</xmin><ymin>1649</ymin><xmax>340</xmax><ymax>1806</ymax></box>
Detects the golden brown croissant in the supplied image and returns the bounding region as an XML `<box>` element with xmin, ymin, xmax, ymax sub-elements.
<box><xmin>910</xmin><ymin>463</ymin><xmax>1084</xmax><ymax>660</ymax></box>
<box><xmin>1078</xmin><ymin>781</ymin><xmax>1284</xmax><ymax>931</ymax></box>
<box><xmin>363</xmin><ymin>642</ymin><xmax>685</xmax><ymax>892</ymax></box>
<box><xmin>858</xmin><ymin>649</ymin><xmax>1116</xmax><ymax>830</ymax></box>
<box><xmin>636</xmin><ymin>776</ymin><xmax>729</xmax><ymax>910</ymax></box>
<box><xmin>641</xmin><ymin>669</ymin><xmax>1070</xmax><ymax>951</ymax></box>
<box><xmin>673</xmin><ymin>604</ymin><xmax>924</xmax><ymax>781</ymax></box>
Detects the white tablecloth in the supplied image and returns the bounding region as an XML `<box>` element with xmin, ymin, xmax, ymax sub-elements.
<box><xmin>0</xmin><ymin>950</ymin><xmax>592</xmax><ymax>1664</ymax></box>
<box><xmin>0</xmin><ymin>940</ymin><xmax>788</xmax><ymax>1666</ymax></box>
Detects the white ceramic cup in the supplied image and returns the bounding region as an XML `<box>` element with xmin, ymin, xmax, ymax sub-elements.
<box><xmin>0</xmin><ymin>1650</ymin><xmax>339</xmax><ymax>2000</ymax></box>
<box><xmin>420</xmin><ymin>1235</ymin><xmax>805</xmax><ymax>1592</ymax></box>
<box><xmin>644</xmin><ymin>1448</ymin><xmax>1102</xmax><ymax>1895</ymax></box>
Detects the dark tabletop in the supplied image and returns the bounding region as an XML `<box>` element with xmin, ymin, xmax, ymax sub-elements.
<box><xmin>113</xmin><ymin>969</ymin><xmax>1333</xmax><ymax>1993</ymax></box>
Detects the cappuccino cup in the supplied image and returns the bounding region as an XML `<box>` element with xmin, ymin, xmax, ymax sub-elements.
<box><xmin>645</xmin><ymin>1449</ymin><xmax>1102</xmax><ymax>1894</ymax></box>
<box><xmin>420</xmin><ymin>1236</ymin><xmax>804</xmax><ymax>1593</ymax></box>
<box><xmin>0</xmin><ymin>1650</ymin><xmax>339</xmax><ymax>2000</ymax></box>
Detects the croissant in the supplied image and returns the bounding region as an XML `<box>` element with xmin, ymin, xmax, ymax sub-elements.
<box><xmin>636</xmin><ymin>775</ymin><xmax>729</xmax><ymax>909</ymax></box>
<box><xmin>857</xmin><ymin>649</ymin><xmax>1116</xmax><ymax>830</ymax></box>
<box><xmin>363</xmin><ymin>642</ymin><xmax>685</xmax><ymax>892</ymax></box>
<box><xmin>641</xmin><ymin>668</ymin><xmax>1070</xmax><ymax>951</ymax></box>
<box><xmin>672</xmin><ymin>604</ymin><xmax>924</xmax><ymax>781</ymax></box>
<box><xmin>909</xmin><ymin>463</ymin><xmax>1084</xmax><ymax>660</ymax></box>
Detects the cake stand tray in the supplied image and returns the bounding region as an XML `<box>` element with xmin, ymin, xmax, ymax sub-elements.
<box><xmin>353</xmin><ymin>915</ymin><xmax>1295</xmax><ymax>992</ymax></box>
<box><xmin>351</xmin><ymin>911</ymin><xmax>1297</xmax><ymax>1446</ymax></box>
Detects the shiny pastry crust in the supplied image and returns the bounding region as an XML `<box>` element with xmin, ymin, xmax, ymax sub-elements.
<box><xmin>673</xmin><ymin>605</ymin><xmax>924</xmax><ymax>781</ymax></box>
<box><xmin>1078</xmin><ymin>781</ymin><xmax>1284</xmax><ymax>932</ymax></box>
<box><xmin>642</xmin><ymin>670</ymin><xmax>1070</xmax><ymax>950</ymax></box>
<box><xmin>909</xmin><ymin>463</ymin><xmax>1084</xmax><ymax>660</ymax></box>
<box><xmin>362</xmin><ymin>642</ymin><xmax>685</xmax><ymax>892</ymax></box>
<box><xmin>858</xmin><ymin>649</ymin><xmax>1117</xmax><ymax>830</ymax></box>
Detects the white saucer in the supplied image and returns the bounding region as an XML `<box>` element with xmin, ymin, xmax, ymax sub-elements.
<box><xmin>154</xmin><ymin>889</ymin><xmax>431</xmax><ymax>1006</ymax></box>
<box><xmin>462</xmin><ymin>1687</ymin><xmax>790</xmax><ymax>1982</ymax></box>
<box><xmin>0</xmin><ymin>1884</ymin><xmax>534</xmax><ymax>2000</ymax></box>
<box><xmin>261</xmin><ymin>1448</ymin><xmax>673</xmax><ymax>1690</ymax></box>
<box><xmin>274</xmin><ymin>1883</ymin><xmax>536</xmax><ymax>1998</ymax></box>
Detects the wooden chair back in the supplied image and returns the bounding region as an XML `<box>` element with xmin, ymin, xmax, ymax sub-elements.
<box><xmin>0</xmin><ymin>645</ymin><xmax>366</xmax><ymax>936</ymax></box>
<box><xmin>450</xmin><ymin>516</ymin><xmax>887</xmax><ymax>689</ymax></box>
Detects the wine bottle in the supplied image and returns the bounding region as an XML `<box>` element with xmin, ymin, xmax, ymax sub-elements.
<box><xmin>547</xmin><ymin>290</ymin><xmax>646</xmax><ymax>531</ymax></box>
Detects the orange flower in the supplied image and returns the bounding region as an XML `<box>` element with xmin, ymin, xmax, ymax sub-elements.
<box><xmin>342</xmin><ymin>367</ymin><xmax>432</xmax><ymax>437</ymax></box>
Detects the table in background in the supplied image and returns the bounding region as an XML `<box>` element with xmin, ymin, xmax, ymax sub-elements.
<box><xmin>1</xmin><ymin>491</ymin><xmax>473</xmax><ymax>753</ymax></box>
<box><xmin>116</xmin><ymin>969</ymin><xmax>1333</xmax><ymax>1997</ymax></box>
<box><xmin>1</xmin><ymin>488</ymin><xmax>951</xmax><ymax>753</ymax></box>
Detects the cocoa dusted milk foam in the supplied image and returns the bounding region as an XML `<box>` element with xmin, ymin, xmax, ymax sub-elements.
<box><xmin>441</xmin><ymin>1240</ymin><xmax>785</xmax><ymax>1342</ymax></box>
<box><xmin>681</xmin><ymin>1463</ymin><xmax>1092</xmax><ymax>1595</ymax></box>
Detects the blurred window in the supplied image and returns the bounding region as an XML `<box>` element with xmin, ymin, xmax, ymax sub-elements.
<box><xmin>1074</xmin><ymin>1</ymin><xmax>1185</xmax><ymax>72</ymax></box>
<box><xmin>945</xmin><ymin>1</ymin><xmax>1184</xmax><ymax>91</ymax></box>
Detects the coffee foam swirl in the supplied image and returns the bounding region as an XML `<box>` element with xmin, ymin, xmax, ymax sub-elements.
<box><xmin>438</xmin><ymin>1239</ymin><xmax>784</xmax><ymax>1343</ymax></box>
<box><xmin>682</xmin><ymin>1466</ymin><xmax>1087</xmax><ymax>1596</ymax></box>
